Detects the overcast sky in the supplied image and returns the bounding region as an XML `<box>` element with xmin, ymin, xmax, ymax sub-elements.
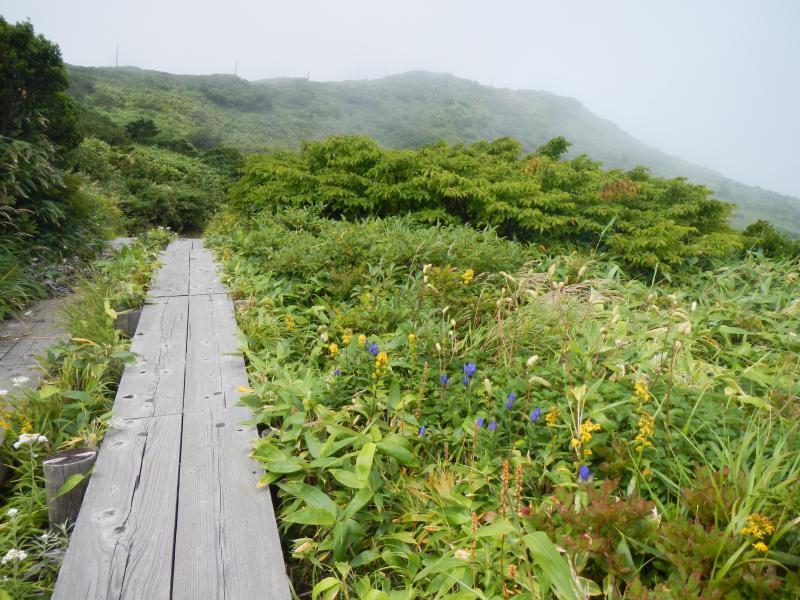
<box><xmin>3</xmin><ymin>0</ymin><xmax>799</xmax><ymax>199</ymax></box>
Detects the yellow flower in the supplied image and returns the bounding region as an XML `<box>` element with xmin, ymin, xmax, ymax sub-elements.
<box><xmin>579</xmin><ymin>419</ymin><xmax>601</xmax><ymax>445</ymax></box>
<box><xmin>373</xmin><ymin>352</ymin><xmax>389</xmax><ymax>378</ymax></box>
<box><xmin>237</xmin><ymin>385</ymin><xmax>254</xmax><ymax>393</ymax></box>
<box><xmin>284</xmin><ymin>314</ymin><xmax>296</xmax><ymax>334</ymax></box>
<box><xmin>634</xmin><ymin>380</ymin><xmax>652</xmax><ymax>403</ymax></box>
<box><xmin>740</xmin><ymin>513</ymin><xmax>775</xmax><ymax>539</ymax></box>
<box><xmin>358</xmin><ymin>334</ymin><xmax>367</xmax><ymax>347</ymax></box>
<box><xmin>407</xmin><ymin>333</ymin><xmax>416</xmax><ymax>345</ymax></box>
<box><xmin>752</xmin><ymin>541</ymin><xmax>769</xmax><ymax>553</ymax></box>
<box><xmin>461</xmin><ymin>268</ymin><xmax>474</xmax><ymax>285</ymax></box>
<box><xmin>342</xmin><ymin>329</ymin><xmax>353</xmax><ymax>345</ymax></box>
<box><xmin>21</xmin><ymin>414</ymin><xmax>33</xmax><ymax>434</ymax></box>
<box><xmin>545</xmin><ymin>407</ymin><xmax>560</xmax><ymax>427</ymax></box>
<box><xmin>634</xmin><ymin>411</ymin><xmax>655</xmax><ymax>452</ymax></box>
<box><xmin>328</xmin><ymin>343</ymin><xmax>339</xmax><ymax>357</ymax></box>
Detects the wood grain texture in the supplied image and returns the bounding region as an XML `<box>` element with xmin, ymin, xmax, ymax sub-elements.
<box><xmin>111</xmin><ymin>296</ymin><xmax>188</xmax><ymax>419</ymax></box>
<box><xmin>54</xmin><ymin>237</ymin><xmax>290</xmax><ymax>598</ymax></box>
<box><xmin>188</xmin><ymin>247</ymin><xmax>226</xmax><ymax>296</ymax></box>
<box><xmin>173</xmin><ymin>407</ymin><xmax>291</xmax><ymax>600</ymax></box>
<box><xmin>184</xmin><ymin>294</ymin><xmax>248</xmax><ymax>413</ymax></box>
<box><xmin>149</xmin><ymin>240</ymin><xmax>191</xmax><ymax>297</ymax></box>
<box><xmin>52</xmin><ymin>414</ymin><xmax>182</xmax><ymax>600</ymax></box>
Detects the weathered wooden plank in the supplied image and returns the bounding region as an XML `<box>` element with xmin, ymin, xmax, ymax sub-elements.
<box><xmin>184</xmin><ymin>294</ymin><xmax>248</xmax><ymax>413</ymax></box>
<box><xmin>52</xmin><ymin>414</ymin><xmax>182</xmax><ymax>600</ymax></box>
<box><xmin>188</xmin><ymin>247</ymin><xmax>226</xmax><ymax>296</ymax></box>
<box><xmin>111</xmin><ymin>296</ymin><xmax>187</xmax><ymax>419</ymax></box>
<box><xmin>172</xmin><ymin>407</ymin><xmax>291</xmax><ymax>600</ymax></box>
<box><xmin>149</xmin><ymin>240</ymin><xmax>191</xmax><ymax>297</ymax></box>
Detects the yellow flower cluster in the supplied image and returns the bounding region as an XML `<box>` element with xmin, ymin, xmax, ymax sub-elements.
<box><xmin>358</xmin><ymin>334</ymin><xmax>367</xmax><ymax>347</ymax></box>
<box><xmin>461</xmin><ymin>268</ymin><xmax>474</xmax><ymax>285</ymax></box>
<box><xmin>634</xmin><ymin>380</ymin><xmax>652</xmax><ymax>403</ymax></box>
<box><xmin>740</xmin><ymin>513</ymin><xmax>775</xmax><ymax>540</ymax></box>
<box><xmin>373</xmin><ymin>351</ymin><xmax>389</xmax><ymax>378</ymax></box>
<box><xmin>407</xmin><ymin>333</ymin><xmax>416</xmax><ymax>346</ymax></box>
<box><xmin>635</xmin><ymin>411</ymin><xmax>655</xmax><ymax>453</ymax></box>
<box><xmin>284</xmin><ymin>314</ymin><xmax>296</xmax><ymax>334</ymax></box>
<box><xmin>328</xmin><ymin>343</ymin><xmax>339</xmax><ymax>357</ymax></box>
<box><xmin>0</xmin><ymin>409</ymin><xmax>13</xmax><ymax>431</ymax></box>
<box><xmin>545</xmin><ymin>406</ymin><xmax>560</xmax><ymax>427</ymax></box>
<box><xmin>342</xmin><ymin>329</ymin><xmax>353</xmax><ymax>345</ymax></box>
<box><xmin>21</xmin><ymin>413</ymin><xmax>33</xmax><ymax>434</ymax></box>
<box><xmin>571</xmin><ymin>419</ymin><xmax>601</xmax><ymax>456</ymax></box>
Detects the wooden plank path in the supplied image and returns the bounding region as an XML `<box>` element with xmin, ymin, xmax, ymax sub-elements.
<box><xmin>54</xmin><ymin>239</ymin><xmax>290</xmax><ymax>600</ymax></box>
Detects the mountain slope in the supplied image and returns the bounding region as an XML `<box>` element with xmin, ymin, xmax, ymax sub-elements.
<box><xmin>67</xmin><ymin>66</ymin><xmax>800</xmax><ymax>235</ymax></box>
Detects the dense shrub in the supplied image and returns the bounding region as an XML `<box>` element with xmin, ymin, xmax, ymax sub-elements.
<box><xmin>71</xmin><ymin>138</ymin><xmax>226</xmax><ymax>232</ymax></box>
<box><xmin>229</xmin><ymin>135</ymin><xmax>742</xmax><ymax>272</ymax></box>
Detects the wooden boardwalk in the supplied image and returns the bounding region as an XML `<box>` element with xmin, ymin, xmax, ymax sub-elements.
<box><xmin>53</xmin><ymin>239</ymin><xmax>290</xmax><ymax>600</ymax></box>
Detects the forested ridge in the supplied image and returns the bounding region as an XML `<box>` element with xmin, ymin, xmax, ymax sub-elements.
<box><xmin>67</xmin><ymin>65</ymin><xmax>800</xmax><ymax>235</ymax></box>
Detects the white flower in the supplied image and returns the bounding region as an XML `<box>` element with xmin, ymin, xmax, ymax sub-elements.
<box><xmin>0</xmin><ymin>389</ymin><xmax>7</xmax><ymax>397</ymax></box>
<box><xmin>10</xmin><ymin>376</ymin><xmax>30</xmax><ymax>387</ymax></box>
<box><xmin>691</xmin><ymin>301</ymin><xmax>697</xmax><ymax>312</ymax></box>
<box><xmin>319</xmin><ymin>332</ymin><xmax>328</xmax><ymax>342</ymax></box>
<box><xmin>526</xmin><ymin>355</ymin><xmax>539</xmax><ymax>368</ymax></box>
<box><xmin>454</xmin><ymin>548</ymin><xmax>471</xmax><ymax>560</ymax></box>
<box><xmin>651</xmin><ymin>507</ymin><xmax>662</xmax><ymax>527</ymax></box>
<box><xmin>13</xmin><ymin>433</ymin><xmax>48</xmax><ymax>449</ymax></box>
<box><xmin>40</xmin><ymin>533</ymin><xmax>50</xmax><ymax>541</ymax></box>
<box><xmin>2</xmin><ymin>549</ymin><xmax>27</xmax><ymax>564</ymax></box>
<box><xmin>7</xmin><ymin>508</ymin><xmax>18</xmax><ymax>518</ymax></box>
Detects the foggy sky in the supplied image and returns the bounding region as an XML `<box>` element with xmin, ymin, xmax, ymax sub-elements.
<box><xmin>2</xmin><ymin>0</ymin><xmax>799</xmax><ymax>199</ymax></box>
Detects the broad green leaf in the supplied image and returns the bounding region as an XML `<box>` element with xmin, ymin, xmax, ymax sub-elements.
<box><xmin>474</xmin><ymin>519</ymin><xmax>515</xmax><ymax>538</ymax></box>
<box><xmin>377</xmin><ymin>435</ymin><xmax>416</xmax><ymax>466</ymax></box>
<box><xmin>331</xmin><ymin>468</ymin><xmax>365</xmax><ymax>489</ymax></box>
<box><xmin>279</xmin><ymin>481</ymin><xmax>338</xmax><ymax>517</ymax></box>
<box><xmin>284</xmin><ymin>507</ymin><xmax>336</xmax><ymax>527</ymax></box>
<box><xmin>39</xmin><ymin>385</ymin><xmax>60</xmax><ymax>399</ymax></box>
<box><xmin>356</xmin><ymin>442</ymin><xmax>376</xmax><ymax>481</ymax></box>
<box><xmin>312</xmin><ymin>577</ymin><xmax>340</xmax><ymax>600</ymax></box>
<box><xmin>343</xmin><ymin>487</ymin><xmax>374</xmax><ymax>519</ymax></box>
<box><xmin>523</xmin><ymin>532</ymin><xmax>582</xmax><ymax>600</ymax></box>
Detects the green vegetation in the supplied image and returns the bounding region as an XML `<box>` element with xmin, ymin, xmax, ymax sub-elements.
<box><xmin>71</xmin><ymin>138</ymin><xmax>232</xmax><ymax>232</ymax></box>
<box><xmin>208</xmin><ymin>205</ymin><xmax>800</xmax><ymax>598</ymax></box>
<box><xmin>67</xmin><ymin>66</ymin><xmax>800</xmax><ymax>235</ymax></box>
<box><xmin>229</xmin><ymin>135</ymin><xmax>742</xmax><ymax>272</ymax></box>
<box><xmin>0</xmin><ymin>17</ymin><xmax>116</xmax><ymax>319</ymax></box>
<box><xmin>0</xmin><ymin>230</ymin><xmax>171</xmax><ymax>597</ymax></box>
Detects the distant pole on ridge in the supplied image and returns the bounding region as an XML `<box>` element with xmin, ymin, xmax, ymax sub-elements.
<box><xmin>234</xmin><ymin>60</ymin><xmax>238</xmax><ymax>77</ymax></box>
<box><xmin>115</xmin><ymin>45</ymin><xmax>119</xmax><ymax>68</ymax></box>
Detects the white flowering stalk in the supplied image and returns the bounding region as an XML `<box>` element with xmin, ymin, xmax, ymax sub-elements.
<box><xmin>13</xmin><ymin>433</ymin><xmax>48</xmax><ymax>449</ymax></box>
<box><xmin>2</xmin><ymin>549</ymin><xmax>27</xmax><ymax>564</ymax></box>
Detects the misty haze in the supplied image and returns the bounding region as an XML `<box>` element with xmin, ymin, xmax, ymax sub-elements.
<box><xmin>1</xmin><ymin>2</ymin><xmax>799</xmax><ymax>598</ymax></box>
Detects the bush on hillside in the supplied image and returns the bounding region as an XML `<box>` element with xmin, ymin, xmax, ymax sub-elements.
<box><xmin>229</xmin><ymin>135</ymin><xmax>742</xmax><ymax>272</ymax></box>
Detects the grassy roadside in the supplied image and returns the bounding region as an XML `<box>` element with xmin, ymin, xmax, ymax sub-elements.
<box><xmin>0</xmin><ymin>229</ymin><xmax>171</xmax><ymax>598</ymax></box>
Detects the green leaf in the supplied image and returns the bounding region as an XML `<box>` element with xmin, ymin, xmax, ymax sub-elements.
<box><xmin>60</xmin><ymin>390</ymin><xmax>94</xmax><ymax>402</ymax></box>
<box><xmin>279</xmin><ymin>481</ymin><xmax>338</xmax><ymax>517</ymax></box>
<box><xmin>356</xmin><ymin>442</ymin><xmax>376</xmax><ymax>481</ymax></box>
<box><xmin>343</xmin><ymin>487</ymin><xmax>374</xmax><ymax>519</ymax></box>
<box><xmin>523</xmin><ymin>531</ymin><xmax>581</xmax><ymax>600</ymax></box>
<box><xmin>377</xmin><ymin>435</ymin><xmax>416</xmax><ymax>466</ymax></box>
<box><xmin>39</xmin><ymin>385</ymin><xmax>60</xmax><ymax>399</ymax></box>
<box><xmin>284</xmin><ymin>507</ymin><xmax>336</xmax><ymax>527</ymax></box>
<box><xmin>330</xmin><ymin>468</ymin><xmax>365</xmax><ymax>489</ymax></box>
<box><xmin>474</xmin><ymin>519</ymin><xmax>515</xmax><ymax>538</ymax></box>
<box><xmin>55</xmin><ymin>472</ymin><xmax>90</xmax><ymax>499</ymax></box>
<box><xmin>264</xmin><ymin>458</ymin><xmax>306</xmax><ymax>474</ymax></box>
<box><xmin>312</xmin><ymin>577</ymin><xmax>340</xmax><ymax>600</ymax></box>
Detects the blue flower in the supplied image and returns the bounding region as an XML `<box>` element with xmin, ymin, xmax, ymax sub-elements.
<box><xmin>334</xmin><ymin>368</ymin><xmax>341</xmax><ymax>376</ymax></box>
<box><xmin>441</xmin><ymin>374</ymin><xmax>448</xmax><ymax>386</ymax></box>
<box><xmin>463</xmin><ymin>362</ymin><xmax>477</xmax><ymax>378</ymax></box>
<box><xmin>488</xmin><ymin>420</ymin><xmax>497</xmax><ymax>432</ymax></box>
<box><xmin>419</xmin><ymin>425</ymin><xmax>427</xmax><ymax>437</ymax></box>
<box><xmin>529</xmin><ymin>407</ymin><xmax>541</xmax><ymax>423</ymax></box>
<box><xmin>368</xmin><ymin>342</ymin><xmax>379</xmax><ymax>357</ymax></box>
<box><xmin>578</xmin><ymin>465</ymin><xmax>591</xmax><ymax>481</ymax></box>
<box><xmin>506</xmin><ymin>392</ymin><xmax>516</xmax><ymax>410</ymax></box>
<box><xmin>475</xmin><ymin>417</ymin><xmax>485</xmax><ymax>427</ymax></box>
<box><xmin>463</xmin><ymin>375</ymin><xmax>470</xmax><ymax>386</ymax></box>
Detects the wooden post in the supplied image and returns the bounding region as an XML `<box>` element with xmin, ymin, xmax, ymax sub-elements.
<box><xmin>114</xmin><ymin>308</ymin><xmax>142</xmax><ymax>337</ymax></box>
<box><xmin>43</xmin><ymin>448</ymin><xmax>97</xmax><ymax>527</ymax></box>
